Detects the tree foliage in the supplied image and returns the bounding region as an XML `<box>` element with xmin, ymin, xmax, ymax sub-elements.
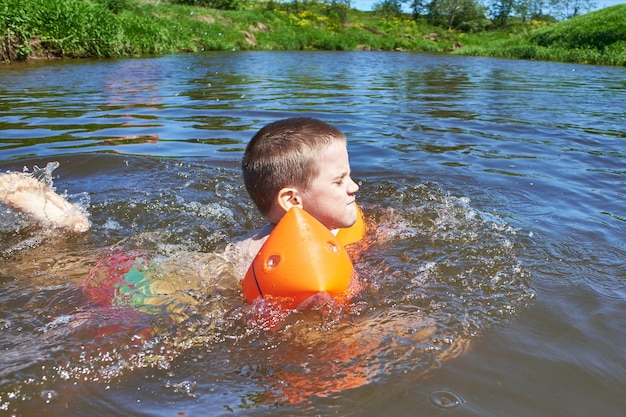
<box><xmin>374</xmin><ymin>0</ymin><xmax>404</xmax><ymax>17</ymax></box>
<box><xmin>170</xmin><ymin>0</ymin><xmax>243</xmax><ymax>11</ymax></box>
<box><xmin>487</xmin><ymin>0</ymin><xmax>596</xmax><ymax>26</ymax></box>
<box><xmin>427</xmin><ymin>0</ymin><xmax>486</xmax><ymax>30</ymax></box>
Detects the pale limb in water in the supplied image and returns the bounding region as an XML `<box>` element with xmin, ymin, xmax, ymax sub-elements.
<box><xmin>0</xmin><ymin>163</ymin><xmax>90</xmax><ymax>233</ymax></box>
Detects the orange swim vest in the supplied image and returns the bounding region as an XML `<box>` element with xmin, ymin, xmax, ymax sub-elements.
<box><xmin>241</xmin><ymin>205</ymin><xmax>365</xmax><ymax>306</ymax></box>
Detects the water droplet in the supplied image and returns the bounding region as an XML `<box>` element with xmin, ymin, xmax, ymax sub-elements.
<box><xmin>40</xmin><ymin>390</ymin><xmax>58</xmax><ymax>403</ymax></box>
<box><xmin>428</xmin><ymin>389</ymin><xmax>463</xmax><ymax>410</ymax></box>
<box><xmin>266</xmin><ymin>255</ymin><xmax>280</xmax><ymax>269</ymax></box>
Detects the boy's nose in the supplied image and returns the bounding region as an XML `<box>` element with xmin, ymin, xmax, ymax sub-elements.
<box><xmin>348</xmin><ymin>177</ymin><xmax>359</xmax><ymax>194</ymax></box>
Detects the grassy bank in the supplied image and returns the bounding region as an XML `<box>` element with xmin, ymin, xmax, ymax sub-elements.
<box><xmin>455</xmin><ymin>5</ymin><xmax>626</xmax><ymax>66</ymax></box>
<box><xmin>1</xmin><ymin>0</ymin><xmax>624</xmax><ymax>66</ymax></box>
<box><xmin>0</xmin><ymin>0</ymin><xmax>458</xmax><ymax>61</ymax></box>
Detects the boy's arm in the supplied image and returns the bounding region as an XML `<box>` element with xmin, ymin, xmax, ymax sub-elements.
<box><xmin>0</xmin><ymin>172</ymin><xmax>90</xmax><ymax>233</ymax></box>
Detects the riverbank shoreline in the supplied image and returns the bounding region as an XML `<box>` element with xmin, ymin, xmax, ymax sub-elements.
<box><xmin>1</xmin><ymin>1</ymin><xmax>625</xmax><ymax>66</ymax></box>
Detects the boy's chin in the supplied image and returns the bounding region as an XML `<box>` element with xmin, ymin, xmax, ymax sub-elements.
<box><xmin>346</xmin><ymin>205</ymin><xmax>359</xmax><ymax>225</ymax></box>
<box><xmin>338</xmin><ymin>215</ymin><xmax>357</xmax><ymax>229</ymax></box>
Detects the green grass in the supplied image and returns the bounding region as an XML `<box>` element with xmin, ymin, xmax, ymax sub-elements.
<box><xmin>455</xmin><ymin>5</ymin><xmax>626</xmax><ymax>65</ymax></box>
<box><xmin>1</xmin><ymin>0</ymin><xmax>624</xmax><ymax>66</ymax></box>
<box><xmin>0</xmin><ymin>0</ymin><xmax>468</xmax><ymax>60</ymax></box>
<box><xmin>0</xmin><ymin>0</ymin><xmax>121</xmax><ymax>59</ymax></box>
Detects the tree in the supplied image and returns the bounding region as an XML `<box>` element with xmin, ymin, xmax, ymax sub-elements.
<box><xmin>428</xmin><ymin>0</ymin><xmax>486</xmax><ymax>30</ymax></box>
<box><xmin>408</xmin><ymin>0</ymin><xmax>429</xmax><ymax>19</ymax></box>
<box><xmin>489</xmin><ymin>0</ymin><xmax>515</xmax><ymax>27</ymax></box>
<box><xmin>548</xmin><ymin>0</ymin><xmax>596</xmax><ymax>19</ymax></box>
<box><xmin>487</xmin><ymin>0</ymin><xmax>596</xmax><ymax>26</ymax></box>
<box><xmin>327</xmin><ymin>0</ymin><xmax>351</xmax><ymax>25</ymax></box>
<box><xmin>514</xmin><ymin>0</ymin><xmax>534</xmax><ymax>21</ymax></box>
<box><xmin>374</xmin><ymin>0</ymin><xmax>404</xmax><ymax>17</ymax></box>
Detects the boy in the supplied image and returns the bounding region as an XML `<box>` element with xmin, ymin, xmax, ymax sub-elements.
<box><xmin>0</xmin><ymin>118</ymin><xmax>360</xmax><ymax>311</ymax></box>
<box><xmin>231</xmin><ymin>117</ymin><xmax>360</xmax><ymax>269</ymax></box>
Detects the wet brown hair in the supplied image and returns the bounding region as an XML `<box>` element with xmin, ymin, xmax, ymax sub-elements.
<box><xmin>242</xmin><ymin>118</ymin><xmax>346</xmax><ymax>217</ymax></box>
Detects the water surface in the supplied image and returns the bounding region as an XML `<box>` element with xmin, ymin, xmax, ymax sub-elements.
<box><xmin>0</xmin><ymin>51</ymin><xmax>624</xmax><ymax>416</ymax></box>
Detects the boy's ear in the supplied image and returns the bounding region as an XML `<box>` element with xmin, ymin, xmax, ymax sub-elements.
<box><xmin>276</xmin><ymin>187</ymin><xmax>303</xmax><ymax>212</ymax></box>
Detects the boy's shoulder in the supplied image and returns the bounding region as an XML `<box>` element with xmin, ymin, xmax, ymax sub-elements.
<box><xmin>225</xmin><ymin>223</ymin><xmax>274</xmax><ymax>277</ymax></box>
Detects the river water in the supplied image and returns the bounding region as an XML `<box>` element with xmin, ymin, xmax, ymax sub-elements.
<box><xmin>0</xmin><ymin>51</ymin><xmax>624</xmax><ymax>416</ymax></box>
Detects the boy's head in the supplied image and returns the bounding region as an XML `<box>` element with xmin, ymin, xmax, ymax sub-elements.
<box><xmin>242</xmin><ymin>118</ymin><xmax>359</xmax><ymax>229</ymax></box>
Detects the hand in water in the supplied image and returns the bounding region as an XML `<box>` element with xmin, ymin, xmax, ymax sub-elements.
<box><xmin>0</xmin><ymin>170</ymin><xmax>90</xmax><ymax>233</ymax></box>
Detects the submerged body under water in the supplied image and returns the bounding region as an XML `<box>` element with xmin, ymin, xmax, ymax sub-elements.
<box><xmin>0</xmin><ymin>51</ymin><xmax>624</xmax><ymax>416</ymax></box>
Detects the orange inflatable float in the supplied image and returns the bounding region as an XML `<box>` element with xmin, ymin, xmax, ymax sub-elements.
<box><xmin>241</xmin><ymin>205</ymin><xmax>365</xmax><ymax>306</ymax></box>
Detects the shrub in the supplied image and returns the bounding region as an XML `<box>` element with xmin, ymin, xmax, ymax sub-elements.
<box><xmin>96</xmin><ymin>0</ymin><xmax>133</xmax><ymax>14</ymax></box>
<box><xmin>170</xmin><ymin>0</ymin><xmax>243</xmax><ymax>11</ymax></box>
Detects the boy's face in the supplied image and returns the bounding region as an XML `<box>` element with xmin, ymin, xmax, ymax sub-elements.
<box><xmin>298</xmin><ymin>141</ymin><xmax>359</xmax><ymax>230</ymax></box>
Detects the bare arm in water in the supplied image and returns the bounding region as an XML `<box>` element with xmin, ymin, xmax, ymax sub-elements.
<box><xmin>0</xmin><ymin>171</ymin><xmax>90</xmax><ymax>233</ymax></box>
